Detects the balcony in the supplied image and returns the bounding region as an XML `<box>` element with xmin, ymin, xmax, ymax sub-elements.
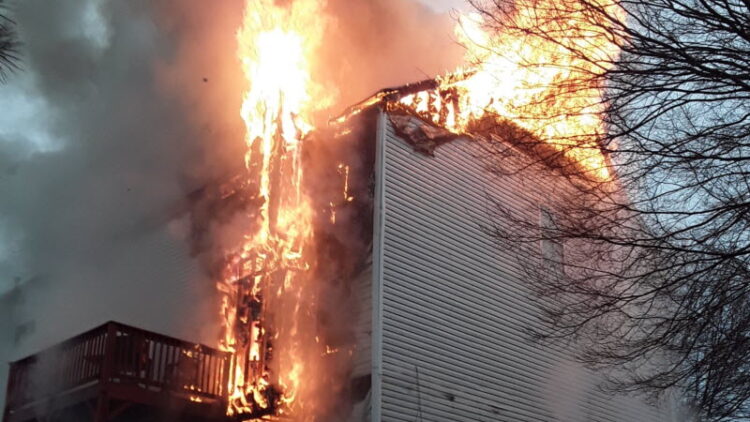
<box><xmin>3</xmin><ymin>321</ymin><xmax>231</xmax><ymax>422</ymax></box>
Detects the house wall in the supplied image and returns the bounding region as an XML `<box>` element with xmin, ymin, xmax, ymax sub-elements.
<box><xmin>352</xmin><ymin>265</ymin><xmax>373</xmax><ymax>378</ymax></box>
<box><xmin>374</xmin><ymin>112</ymin><xmax>675</xmax><ymax>422</ymax></box>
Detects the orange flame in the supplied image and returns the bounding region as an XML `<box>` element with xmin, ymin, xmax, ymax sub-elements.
<box><xmin>218</xmin><ymin>0</ymin><xmax>621</xmax><ymax>418</ymax></box>
<box><xmin>218</xmin><ymin>0</ymin><xmax>330</xmax><ymax>418</ymax></box>
<box><xmin>400</xmin><ymin>2</ymin><xmax>623</xmax><ymax>179</ymax></box>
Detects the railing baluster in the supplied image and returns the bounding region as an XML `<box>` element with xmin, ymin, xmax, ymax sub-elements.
<box><xmin>209</xmin><ymin>352</ymin><xmax>214</xmax><ymax>394</ymax></box>
<box><xmin>204</xmin><ymin>354</ymin><xmax>211</xmax><ymax>395</ymax></box>
<box><xmin>208</xmin><ymin>352</ymin><xmax>214</xmax><ymax>394</ymax></box>
<box><xmin>199</xmin><ymin>350</ymin><xmax>206</xmax><ymax>393</ymax></box>
<box><xmin>145</xmin><ymin>336</ymin><xmax>153</xmax><ymax>385</ymax></box>
<box><xmin>167</xmin><ymin>343</ymin><xmax>175</xmax><ymax>389</ymax></box>
<box><xmin>154</xmin><ymin>340</ymin><xmax>163</xmax><ymax>385</ymax></box>
<box><xmin>169</xmin><ymin>342</ymin><xmax>176</xmax><ymax>388</ymax></box>
<box><xmin>71</xmin><ymin>340</ymin><xmax>81</xmax><ymax>386</ymax></box>
<box><xmin>215</xmin><ymin>354</ymin><xmax>222</xmax><ymax>396</ymax></box>
<box><xmin>211</xmin><ymin>354</ymin><xmax>218</xmax><ymax>396</ymax></box>
<box><xmin>75</xmin><ymin>338</ymin><xmax>85</xmax><ymax>385</ymax></box>
<box><xmin>93</xmin><ymin>332</ymin><xmax>103</xmax><ymax>380</ymax></box>
<box><xmin>69</xmin><ymin>343</ymin><xmax>76</xmax><ymax>386</ymax></box>
<box><xmin>159</xmin><ymin>341</ymin><xmax>168</xmax><ymax>386</ymax></box>
<box><xmin>81</xmin><ymin>336</ymin><xmax>89</xmax><ymax>380</ymax></box>
<box><xmin>85</xmin><ymin>335</ymin><xmax>95</xmax><ymax>380</ymax></box>
<box><xmin>221</xmin><ymin>352</ymin><xmax>229</xmax><ymax>399</ymax></box>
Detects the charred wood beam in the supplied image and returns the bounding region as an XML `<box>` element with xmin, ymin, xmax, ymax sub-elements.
<box><xmin>331</xmin><ymin>71</ymin><xmax>476</xmax><ymax>125</ymax></box>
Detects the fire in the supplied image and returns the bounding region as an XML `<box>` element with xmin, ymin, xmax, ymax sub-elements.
<box><xmin>218</xmin><ymin>0</ymin><xmax>329</xmax><ymax>418</ymax></box>
<box><xmin>215</xmin><ymin>0</ymin><xmax>621</xmax><ymax>418</ymax></box>
<box><xmin>399</xmin><ymin>1</ymin><xmax>623</xmax><ymax>179</ymax></box>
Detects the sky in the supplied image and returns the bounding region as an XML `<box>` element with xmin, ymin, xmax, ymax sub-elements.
<box><xmin>416</xmin><ymin>0</ymin><xmax>471</xmax><ymax>12</ymax></box>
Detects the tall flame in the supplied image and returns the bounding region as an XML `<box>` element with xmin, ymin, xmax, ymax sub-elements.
<box><xmin>217</xmin><ymin>0</ymin><xmax>621</xmax><ymax>418</ymax></box>
<box><xmin>218</xmin><ymin>0</ymin><xmax>329</xmax><ymax>418</ymax></box>
<box><xmin>400</xmin><ymin>1</ymin><xmax>622</xmax><ymax>179</ymax></box>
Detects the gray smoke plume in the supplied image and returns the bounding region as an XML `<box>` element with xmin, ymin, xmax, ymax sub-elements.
<box><xmin>0</xmin><ymin>0</ymin><xmax>246</xmax><ymax>355</ymax></box>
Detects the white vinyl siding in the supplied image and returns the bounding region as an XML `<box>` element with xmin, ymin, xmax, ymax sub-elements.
<box><xmin>540</xmin><ymin>207</ymin><xmax>565</xmax><ymax>280</ymax></box>
<box><xmin>376</xmin><ymin>115</ymin><xmax>671</xmax><ymax>422</ymax></box>
<box><xmin>353</xmin><ymin>265</ymin><xmax>373</xmax><ymax>377</ymax></box>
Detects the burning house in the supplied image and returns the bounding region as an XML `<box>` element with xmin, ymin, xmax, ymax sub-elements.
<box><xmin>2</xmin><ymin>0</ymin><xmax>688</xmax><ymax>421</ymax></box>
<box><xmin>1</xmin><ymin>95</ymin><xmax>681</xmax><ymax>422</ymax></box>
<box><xmin>1</xmin><ymin>82</ymin><xmax>682</xmax><ymax>422</ymax></box>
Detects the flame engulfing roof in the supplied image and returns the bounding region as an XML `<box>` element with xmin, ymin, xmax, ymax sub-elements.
<box><xmin>333</xmin><ymin>75</ymin><xmax>611</xmax><ymax>179</ymax></box>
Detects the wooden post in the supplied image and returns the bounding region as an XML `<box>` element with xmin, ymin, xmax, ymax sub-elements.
<box><xmin>220</xmin><ymin>351</ymin><xmax>231</xmax><ymax>411</ymax></box>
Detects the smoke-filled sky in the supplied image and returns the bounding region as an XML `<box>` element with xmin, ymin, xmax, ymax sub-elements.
<box><xmin>0</xmin><ymin>0</ymin><xmax>467</xmax><ymax>349</ymax></box>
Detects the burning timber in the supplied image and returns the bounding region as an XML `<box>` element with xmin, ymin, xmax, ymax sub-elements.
<box><xmin>333</xmin><ymin>71</ymin><xmax>476</xmax><ymax>126</ymax></box>
<box><xmin>193</xmin><ymin>104</ymin><xmax>378</xmax><ymax>420</ymax></box>
<box><xmin>335</xmin><ymin>74</ymin><xmax>609</xmax><ymax>178</ymax></box>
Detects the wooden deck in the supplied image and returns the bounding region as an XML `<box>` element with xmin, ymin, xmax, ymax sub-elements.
<box><xmin>3</xmin><ymin>321</ymin><xmax>231</xmax><ymax>422</ymax></box>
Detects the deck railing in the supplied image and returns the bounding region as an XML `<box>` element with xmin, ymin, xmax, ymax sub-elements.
<box><xmin>4</xmin><ymin>321</ymin><xmax>231</xmax><ymax>412</ymax></box>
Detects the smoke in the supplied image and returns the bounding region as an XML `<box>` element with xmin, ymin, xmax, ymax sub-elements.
<box><xmin>316</xmin><ymin>0</ymin><xmax>465</xmax><ymax>119</ymax></box>
<box><xmin>0</xmin><ymin>0</ymin><xmax>465</xmax><ymax>417</ymax></box>
<box><xmin>0</xmin><ymin>0</ymin><xmax>247</xmax><ymax>351</ymax></box>
<box><xmin>300</xmin><ymin>114</ymin><xmax>380</xmax><ymax>384</ymax></box>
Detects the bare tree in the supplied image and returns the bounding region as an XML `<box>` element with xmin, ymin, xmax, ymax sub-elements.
<box><xmin>0</xmin><ymin>4</ymin><xmax>19</xmax><ymax>81</ymax></box>
<box><xmin>468</xmin><ymin>0</ymin><xmax>750</xmax><ymax>420</ymax></box>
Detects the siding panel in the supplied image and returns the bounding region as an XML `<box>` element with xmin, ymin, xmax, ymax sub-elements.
<box><xmin>353</xmin><ymin>266</ymin><xmax>373</xmax><ymax>377</ymax></box>
<box><xmin>379</xmin><ymin>118</ymin><xmax>669</xmax><ymax>421</ymax></box>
